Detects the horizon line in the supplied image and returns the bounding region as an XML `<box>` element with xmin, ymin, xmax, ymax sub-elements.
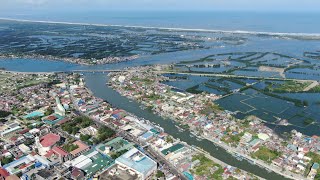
<box><xmin>1</xmin><ymin>17</ymin><xmax>320</xmax><ymax>37</ymax></box>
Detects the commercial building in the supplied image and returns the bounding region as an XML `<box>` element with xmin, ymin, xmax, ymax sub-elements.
<box><xmin>115</xmin><ymin>148</ymin><xmax>157</xmax><ymax>180</ymax></box>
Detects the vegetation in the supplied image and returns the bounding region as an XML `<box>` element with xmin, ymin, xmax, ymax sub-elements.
<box><xmin>304</xmin><ymin>118</ymin><xmax>315</xmax><ymax>125</ymax></box>
<box><xmin>146</xmin><ymin>94</ymin><xmax>161</xmax><ymax>100</ymax></box>
<box><xmin>80</xmin><ymin>134</ymin><xmax>93</xmax><ymax>145</ymax></box>
<box><xmin>131</xmin><ymin>77</ymin><xmax>154</xmax><ymax>84</ymax></box>
<box><xmin>95</xmin><ymin>126</ymin><xmax>116</xmax><ymax>143</ymax></box>
<box><xmin>222</xmin><ymin>132</ymin><xmax>245</xmax><ymax>146</ymax></box>
<box><xmin>1</xmin><ymin>156</ymin><xmax>14</xmax><ymax>165</ymax></box>
<box><xmin>200</xmin><ymin>102</ymin><xmax>224</xmax><ymax>114</ymax></box>
<box><xmin>61</xmin><ymin>116</ymin><xmax>93</xmax><ymax>135</ymax></box>
<box><xmin>110</xmin><ymin>149</ymin><xmax>129</xmax><ymax>159</ymax></box>
<box><xmin>156</xmin><ymin>170</ymin><xmax>165</xmax><ymax>178</ymax></box>
<box><xmin>44</xmin><ymin>108</ymin><xmax>54</xmax><ymax>116</ymax></box>
<box><xmin>186</xmin><ymin>85</ymin><xmax>203</xmax><ymax>94</ymax></box>
<box><xmin>305</xmin><ymin>152</ymin><xmax>320</xmax><ymax>177</ymax></box>
<box><xmin>165</xmin><ymin>136</ymin><xmax>174</xmax><ymax>143</ymax></box>
<box><xmin>63</xmin><ymin>143</ymin><xmax>79</xmax><ymax>152</ymax></box>
<box><xmin>0</xmin><ymin>110</ymin><xmax>11</xmax><ymax>118</ymax></box>
<box><xmin>265</xmin><ymin>81</ymin><xmax>311</xmax><ymax>93</ymax></box>
<box><xmin>309</xmin><ymin>85</ymin><xmax>320</xmax><ymax>93</ymax></box>
<box><xmin>252</xmin><ymin>146</ymin><xmax>281</xmax><ymax>163</ymax></box>
<box><xmin>190</xmin><ymin>154</ymin><xmax>224</xmax><ymax>179</ymax></box>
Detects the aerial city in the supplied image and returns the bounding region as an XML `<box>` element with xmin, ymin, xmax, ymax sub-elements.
<box><xmin>0</xmin><ymin>1</ymin><xmax>320</xmax><ymax>180</ymax></box>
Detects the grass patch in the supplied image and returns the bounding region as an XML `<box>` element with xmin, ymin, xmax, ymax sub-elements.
<box><xmin>305</xmin><ymin>152</ymin><xmax>320</xmax><ymax>178</ymax></box>
<box><xmin>265</xmin><ymin>81</ymin><xmax>311</xmax><ymax>93</ymax></box>
<box><xmin>63</xmin><ymin>143</ymin><xmax>79</xmax><ymax>152</ymax></box>
<box><xmin>252</xmin><ymin>146</ymin><xmax>281</xmax><ymax>163</ymax></box>
<box><xmin>190</xmin><ymin>154</ymin><xmax>224</xmax><ymax>179</ymax></box>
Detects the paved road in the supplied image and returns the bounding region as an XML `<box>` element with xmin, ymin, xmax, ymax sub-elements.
<box><xmin>69</xmin><ymin>87</ymin><xmax>185</xmax><ymax>179</ymax></box>
<box><xmin>157</xmin><ymin>71</ymin><xmax>317</xmax><ymax>82</ymax></box>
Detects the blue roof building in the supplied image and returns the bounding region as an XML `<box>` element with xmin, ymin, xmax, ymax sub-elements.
<box><xmin>115</xmin><ymin>147</ymin><xmax>157</xmax><ymax>179</ymax></box>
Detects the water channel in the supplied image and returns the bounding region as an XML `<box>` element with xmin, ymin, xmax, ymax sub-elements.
<box><xmin>84</xmin><ymin>73</ymin><xmax>289</xmax><ymax>180</ymax></box>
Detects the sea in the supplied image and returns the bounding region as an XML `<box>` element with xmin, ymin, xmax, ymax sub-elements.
<box><xmin>0</xmin><ymin>11</ymin><xmax>319</xmax><ymax>179</ymax></box>
<box><xmin>1</xmin><ymin>10</ymin><xmax>320</xmax><ymax>33</ymax></box>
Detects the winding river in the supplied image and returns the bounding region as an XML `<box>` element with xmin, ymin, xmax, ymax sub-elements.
<box><xmin>84</xmin><ymin>73</ymin><xmax>289</xmax><ymax>180</ymax></box>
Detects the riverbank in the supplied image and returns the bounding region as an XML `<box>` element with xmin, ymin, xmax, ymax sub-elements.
<box><xmin>75</xmin><ymin>72</ymin><xmax>260</xmax><ymax>179</ymax></box>
<box><xmin>0</xmin><ymin>54</ymin><xmax>139</xmax><ymax>66</ymax></box>
<box><xmin>84</xmin><ymin>72</ymin><xmax>291</xmax><ymax>179</ymax></box>
<box><xmin>107</xmin><ymin>65</ymin><xmax>320</xmax><ymax>179</ymax></box>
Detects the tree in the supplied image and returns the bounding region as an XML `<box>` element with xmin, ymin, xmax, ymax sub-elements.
<box><xmin>1</xmin><ymin>156</ymin><xmax>14</xmax><ymax>165</ymax></box>
<box><xmin>80</xmin><ymin>134</ymin><xmax>91</xmax><ymax>141</ymax></box>
<box><xmin>156</xmin><ymin>170</ymin><xmax>165</xmax><ymax>178</ymax></box>
<box><xmin>166</xmin><ymin>136</ymin><xmax>173</xmax><ymax>143</ymax></box>
<box><xmin>0</xmin><ymin>110</ymin><xmax>11</xmax><ymax>118</ymax></box>
<box><xmin>97</xmin><ymin>126</ymin><xmax>115</xmax><ymax>142</ymax></box>
<box><xmin>44</xmin><ymin>108</ymin><xmax>54</xmax><ymax>116</ymax></box>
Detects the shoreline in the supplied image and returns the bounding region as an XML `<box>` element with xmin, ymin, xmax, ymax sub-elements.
<box><xmin>0</xmin><ymin>54</ymin><xmax>139</xmax><ymax>66</ymax></box>
<box><xmin>1</xmin><ymin>17</ymin><xmax>320</xmax><ymax>38</ymax></box>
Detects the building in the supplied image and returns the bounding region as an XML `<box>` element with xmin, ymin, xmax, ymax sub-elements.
<box><xmin>2</xmin><ymin>155</ymin><xmax>35</xmax><ymax>175</ymax></box>
<box><xmin>55</xmin><ymin>97</ymin><xmax>66</xmax><ymax>116</ymax></box>
<box><xmin>0</xmin><ymin>168</ymin><xmax>9</xmax><ymax>180</ymax></box>
<box><xmin>96</xmin><ymin>137</ymin><xmax>134</xmax><ymax>155</ymax></box>
<box><xmin>70</xmin><ymin>141</ymin><xmax>90</xmax><ymax>157</ymax></box>
<box><xmin>64</xmin><ymin>150</ymin><xmax>113</xmax><ymax>178</ymax></box>
<box><xmin>35</xmin><ymin>133</ymin><xmax>60</xmax><ymax>155</ymax></box>
<box><xmin>115</xmin><ymin>148</ymin><xmax>157</xmax><ymax>180</ymax></box>
<box><xmin>45</xmin><ymin>146</ymin><xmax>70</xmax><ymax>163</ymax></box>
<box><xmin>0</xmin><ymin>126</ymin><xmax>22</xmax><ymax>137</ymax></box>
<box><xmin>18</xmin><ymin>144</ymin><xmax>31</xmax><ymax>154</ymax></box>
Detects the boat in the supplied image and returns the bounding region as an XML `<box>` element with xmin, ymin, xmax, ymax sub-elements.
<box><xmin>232</xmin><ymin>152</ymin><xmax>244</xmax><ymax>161</ymax></box>
<box><xmin>175</xmin><ymin>125</ymin><xmax>185</xmax><ymax>132</ymax></box>
<box><xmin>196</xmin><ymin>137</ymin><xmax>203</xmax><ymax>141</ymax></box>
<box><xmin>247</xmin><ymin>159</ymin><xmax>256</xmax><ymax>165</ymax></box>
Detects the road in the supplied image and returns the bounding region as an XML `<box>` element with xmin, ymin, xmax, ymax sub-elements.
<box><xmin>303</xmin><ymin>81</ymin><xmax>319</xmax><ymax>91</ymax></box>
<box><xmin>157</xmin><ymin>70</ymin><xmax>317</xmax><ymax>82</ymax></box>
<box><xmin>69</xmin><ymin>87</ymin><xmax>186</xmax><ymax>180</ymax></box>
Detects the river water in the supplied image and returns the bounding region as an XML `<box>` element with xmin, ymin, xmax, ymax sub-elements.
<box><xmin>84</xmin><ymin>73</ymin><xmax>289</xmax><ymax>180</ymax></box>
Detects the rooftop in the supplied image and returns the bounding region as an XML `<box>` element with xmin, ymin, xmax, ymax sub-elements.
<box><xmin>70</xmin><ymin>140</ymin><xmax>90</xmax><ymax>156</ymax></box>
<box><xmin>161</xmin><ymin>143</ymin><xmax>184</xmax><ymax>155</ymax></box>
<box><xmin>40</xmin><ymin>133</ymin><xmax>60</xmax><ymax>147</ymax></box>
<box><xmin>115</xmin><ymin>148</ymin><xmax>157</xmax><ymax>177</ymax></box>
<box><xmin>52</xmin><ymin>146</ymin><xmax>69</xmax><ymax>156</ymax></box>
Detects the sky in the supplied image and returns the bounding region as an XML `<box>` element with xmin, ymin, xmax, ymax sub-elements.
<box><xmin>0</xmin><ymin>0</ymin><xmax>320</xmax><ymax>13</ymax></box>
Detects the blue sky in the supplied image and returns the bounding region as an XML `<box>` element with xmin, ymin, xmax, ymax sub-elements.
<box><xmin>0</xmin><ymin>0</ymin><xmax>320</xmax><ymax>12</ymax></box>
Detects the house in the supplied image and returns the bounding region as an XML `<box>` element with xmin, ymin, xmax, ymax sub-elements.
<box><xmin>70</xmin><ymin>141</ymin><xmax>90</xmax><ymax>157</ymax></box>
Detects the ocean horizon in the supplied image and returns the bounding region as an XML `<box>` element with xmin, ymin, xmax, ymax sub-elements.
<box><xmin>1</xmin><ymin>10</ymin><xmax>320</xmax><ymax>34</ymax></box>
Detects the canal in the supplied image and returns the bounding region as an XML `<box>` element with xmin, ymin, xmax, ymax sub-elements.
<box><xmin>84</xmin><ymin>73</ymin><xmax>289</xmax><ymax>180</ymax></box>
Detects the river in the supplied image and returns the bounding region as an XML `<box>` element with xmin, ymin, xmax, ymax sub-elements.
<box><xmin>84</xmin><ymin>72</ymin><xmax>289</xmax><ymax>180</ymax></box>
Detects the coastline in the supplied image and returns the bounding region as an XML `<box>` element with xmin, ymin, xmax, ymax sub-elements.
<box><xmin>1</xmin><ymin>17</ymin><xmax>320</xmax><ymax>39</ymax></box>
